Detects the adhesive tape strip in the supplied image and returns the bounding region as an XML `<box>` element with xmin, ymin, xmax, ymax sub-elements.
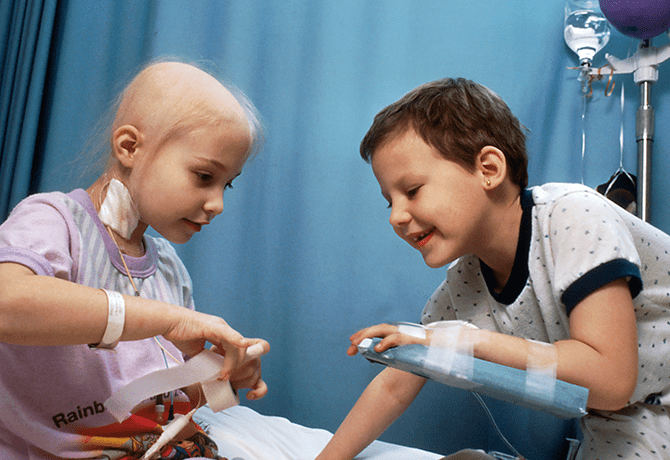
<box><xmin>525</xmin><ymin>340</ymin><xmax>558</xmax><ymax>402</ymax></box>
<box><xmin>424</xmin><ymin>321</ymin><xmax>475</xmax><ymax>379</ymax></box>
<box><xmin>397</xmin><ymin>323</ymin><xmax>427</xmax><ymax>339</ymax></box>
<box><xmin>105</xmin><ymin>349</ymin><xmax>231</xmax><ymax>421</ymax></box>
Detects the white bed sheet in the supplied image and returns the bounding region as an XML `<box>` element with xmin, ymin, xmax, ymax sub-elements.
<box><xmin>194</xmin><ymin>405</ymin><xmax>443</xmax><ymax>460</ymax></box>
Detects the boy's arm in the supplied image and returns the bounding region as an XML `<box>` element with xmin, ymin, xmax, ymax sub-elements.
<box><xmin>556</xmin><ymin>278</ymin><xmax>638</xmax><ymax>410</ymax></box>
<box><xmin>316</xmin><ymin>367</ymin><xmax>426</xmax><ymax>460</ymax></box>
<box><xmin>470</xmin><ymin>278</ymin><xmax>638</xmax><ymax>411</ymax></box>
<box><xmin>355</xmin><ymin>280</ymin><xmax>638</xmax><ymax>412</ymax></box>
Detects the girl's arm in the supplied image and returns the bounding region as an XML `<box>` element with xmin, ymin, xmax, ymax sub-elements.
<box><xmin>0</xmin><ymin>262</ymin><xmax>253</xmax><ymax>379</ymax></box>
<box><xmin>316</xmin><ymin>367</ymin><xmax>426</xmax><ymax>460</ymax></box>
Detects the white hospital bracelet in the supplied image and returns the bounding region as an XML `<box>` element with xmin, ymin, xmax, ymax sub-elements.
<box><xmin>91</xmin><ymin>289</ymin><xmax>125</xmax><ymax>349</ymax></box>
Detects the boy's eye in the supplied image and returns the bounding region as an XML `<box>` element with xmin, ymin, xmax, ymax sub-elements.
<box><xmin>407</xmin><ymin>186</ymin><xmax>420</xmax><ymax>198</ymax></box>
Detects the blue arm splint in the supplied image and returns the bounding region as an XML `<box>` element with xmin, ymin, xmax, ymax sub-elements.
<box><xmin>358</xmin><ymin>337</ymin><xmax>588</xmax><ymax>419</ymax></box>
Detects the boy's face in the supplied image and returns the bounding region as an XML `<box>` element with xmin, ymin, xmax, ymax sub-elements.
<box><xmin>128</xmin><ymin>122</ymin><xmax>251</xmax><ymax>244</ymax></box>
<box><xmin>371</xmin><ymin>129</ymin><xmax>490</xmax><ymax>268</ymax></box>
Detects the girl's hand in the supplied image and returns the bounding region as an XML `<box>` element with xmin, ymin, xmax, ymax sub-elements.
<box><xmin>212</xmin><ymin>339</ymin><xmax>270</xmax><ymax>401</ymax></box>
<box><xmin>162</xmin><ymin>308</ymin><xmax>253</xmax><ymax>380</ymax></box>
<box><xmin>346</xmin><ymin>323</ymin><xmax>430</xmax><ymax>356</ymax></box>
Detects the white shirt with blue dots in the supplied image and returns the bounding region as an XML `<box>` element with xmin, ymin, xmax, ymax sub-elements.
<box><xmin>422</xmin><ymin>183</ymin><xmax>670</xmax><ymax>459</ymax></box>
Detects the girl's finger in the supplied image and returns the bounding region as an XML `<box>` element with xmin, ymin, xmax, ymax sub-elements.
<box><xmin>246</xmin><ymin>378</ymin><xmax>268</xmax><ymax>400</ymax></box>
<box><xmin>217</xmin><ymin>341</ymin><xmax>247</xmax><ymax>380</ymax></box>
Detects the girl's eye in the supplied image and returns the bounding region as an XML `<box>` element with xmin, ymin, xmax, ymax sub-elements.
<box><xmin>225</xmin><ymin>181</ymin><xmax>234</xmax><ymax>190</ymax></box>
<box><xmin>196</xmin><ymin>172</ymin><xmax>213</xmax><ymax>182</ymax></box>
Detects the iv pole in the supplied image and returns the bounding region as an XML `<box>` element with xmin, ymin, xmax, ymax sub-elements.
<box><xmin>588</xmin><ymin>31</ymin><xmax>670</xmax><ymax>221</ymax></box>
<box><xmin>638</xmin><ymin>70</ymin><xmax>653</xmax><ymax>222</ymax></box>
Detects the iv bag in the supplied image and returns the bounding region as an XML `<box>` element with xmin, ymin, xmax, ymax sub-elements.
<box><xmin>564</xmin><ymin>0</ymin><xmax>611</xmax><ymax>66</ymax></box>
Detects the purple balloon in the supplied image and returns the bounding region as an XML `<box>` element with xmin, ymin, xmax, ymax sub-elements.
<box><xmin>599</xmin><ymin>0</ymin><xmax>670</xmax><ymax>39</ymax></box>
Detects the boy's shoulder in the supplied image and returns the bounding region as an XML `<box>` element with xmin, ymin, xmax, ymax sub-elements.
<box><xmin>529</xmin><ymin>182</ymin><xmax>624</xmax><ymax>221</ymax></box>
<box><xmin>529</xmin><ymin>182</ymin><xmax>599</xmax><ymax>207</ymax></box>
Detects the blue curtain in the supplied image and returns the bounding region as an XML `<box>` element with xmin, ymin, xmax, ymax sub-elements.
<box><xmin>0</xmin><ymin>0</ymin><xmax>58</xmax><ymax>219</ymax></box>
<box><xmin>3</xmin><ymin>1</ymin><xmax>670</xmax><ymax>459</ymax></box>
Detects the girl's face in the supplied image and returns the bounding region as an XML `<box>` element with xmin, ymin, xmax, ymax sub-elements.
<box><xmin>371</xmin><ymin>129</ymin><xmax>491</xmax><ymax>268</ymax></box>
<box><xmin>129</xmin><ymin>122</ymin><xmax>251</xmax><ymax>244</ymax></box>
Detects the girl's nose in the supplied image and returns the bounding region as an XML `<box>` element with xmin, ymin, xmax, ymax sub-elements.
<box><xmin>389</xmin><ymin>202</ymin><xmax>411</xmax><ymax>229</ymax></box>
<box><xmin>204</xmin><ymin>192</ymin><xmax>224</xmax><ymax>218</ymax></box>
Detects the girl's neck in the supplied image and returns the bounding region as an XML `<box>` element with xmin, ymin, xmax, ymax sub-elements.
<box><xmin>87</xmin><ymin>176</ymin><xmax>147</xmax><ymax>257</ymax></box>
<box><xmin>108</xmin><ymin>227</ymin><xmax>146</xmax><ymax>257</ymax></box>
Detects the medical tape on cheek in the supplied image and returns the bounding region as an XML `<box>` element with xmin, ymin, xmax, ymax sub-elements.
<box><xmin>104</xmin><ymin>349</ymin><xmax>239</xmax><ymax>422</ymax></box>
<box><xmin>424</xmin><ymin>321</ymin><xmax>476</xmax><ymax>380</ymax></box>
<box><xmin>525</xmin><ymin>339</ymin><xmax>558</xmax><ymax>403</ymax></box>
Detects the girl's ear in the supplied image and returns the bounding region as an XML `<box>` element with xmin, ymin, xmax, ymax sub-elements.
<box><xmin>112</xmin><ymin>125</ymin><xmax>142</xmax><ymax>168</ymax></box>
<box><xmin>476</xmin><ymin>146</ymin><xmax>507</xmax><ymax>189</ymax></box>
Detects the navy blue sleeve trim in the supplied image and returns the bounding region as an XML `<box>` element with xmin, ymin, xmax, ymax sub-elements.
<box><xmin>562</xmin><ymin>259</ymin><xmax>642</xmax><ymax>315</ymax></box>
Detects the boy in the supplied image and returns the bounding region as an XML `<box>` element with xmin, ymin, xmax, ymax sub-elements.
<box><xmin>317</xmin><ymin>78</ymin><xmax>670</xmax><ymax>460</ymax></box>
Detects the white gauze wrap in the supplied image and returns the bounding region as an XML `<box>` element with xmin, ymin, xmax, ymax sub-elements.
<box><xmin>99</xmin><ymin>178</ymin><xmax>140</xmax><ymax>239</ymax></box>
<box><xmin>105</xmin><ymin>343</ymin><xmax>265</xmax><ymax>422</ymax></box>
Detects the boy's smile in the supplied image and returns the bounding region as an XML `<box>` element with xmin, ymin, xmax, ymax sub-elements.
<box><xmin>412</xmin><ymin>228</ymin><xmax>434</xmax><ymax>247</ymax></box>
<box><xmin>371</xmin><ymin>128</ymin><xmax>491</xmax><ymax>269</ymax></box>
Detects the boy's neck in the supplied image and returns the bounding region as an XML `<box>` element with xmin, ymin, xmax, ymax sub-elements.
<box><xmin>477</xmin><ymin>185</ymin><xmax>524</xmax><ymax>292</ymax></box>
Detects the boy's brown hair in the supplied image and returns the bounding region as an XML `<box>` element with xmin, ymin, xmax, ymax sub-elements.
<box><xmin>360</xmin><ymin>78</ymin><xmax>528</xmax><ymax>190</ymax></box>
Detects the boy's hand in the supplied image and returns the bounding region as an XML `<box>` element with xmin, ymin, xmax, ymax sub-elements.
<box><xmin>347</xmin><ymin>323</ymin><xmax>430</xmax><ymax>356</ymax></box>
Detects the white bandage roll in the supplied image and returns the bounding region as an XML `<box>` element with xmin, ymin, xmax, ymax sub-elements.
<box><xmin>105</xmin><ymin>349</ymin><xmax>229</xmax><ymax>421</ymax></box>
<box><xmin>105</xmin><ymin>343</ymin><xmax>267</xmax><ymax>421</ymax></box>
<box><xmin>200</xmin><ymin>379</ymin><xmax>240</xmax><ymax>412</ymax></box>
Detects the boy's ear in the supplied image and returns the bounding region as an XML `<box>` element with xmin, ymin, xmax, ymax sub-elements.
<box><xmin>476</xmin><ymin>146</ymin><xmax>507</xmax><ymax>189</ymax></box>
<box><xmin>112</xmin><ymin>125</ymin><xmax>142</xmax><ymax>168</ymax></box>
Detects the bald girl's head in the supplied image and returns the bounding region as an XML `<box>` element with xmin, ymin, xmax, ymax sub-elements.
<box><xmin>112</xmin><ymin>61</ymin><xmax>251</xmax><ymax>153</ymax></box>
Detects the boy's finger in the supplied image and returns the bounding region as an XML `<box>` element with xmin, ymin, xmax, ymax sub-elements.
<box><xmin>350</xmin><ymin>323</ymin><xmax>398</xmax><ymax>344</ymax></box>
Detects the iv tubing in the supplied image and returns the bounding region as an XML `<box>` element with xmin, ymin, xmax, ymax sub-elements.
<box><xmin>471</xmin><ymin>392</ymin><xmax>524</xmax><ymax>459</ymax></box>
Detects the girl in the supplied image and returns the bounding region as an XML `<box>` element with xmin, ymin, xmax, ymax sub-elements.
<box><xmin>0</xmin><ymin>61</ymin><xmax>269</xmax><ymax>459</ymax></box>
<box><xmin>317</xmin><ymin>78</ymin><xmax>670</xmax><ymax>460</ymax></box>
